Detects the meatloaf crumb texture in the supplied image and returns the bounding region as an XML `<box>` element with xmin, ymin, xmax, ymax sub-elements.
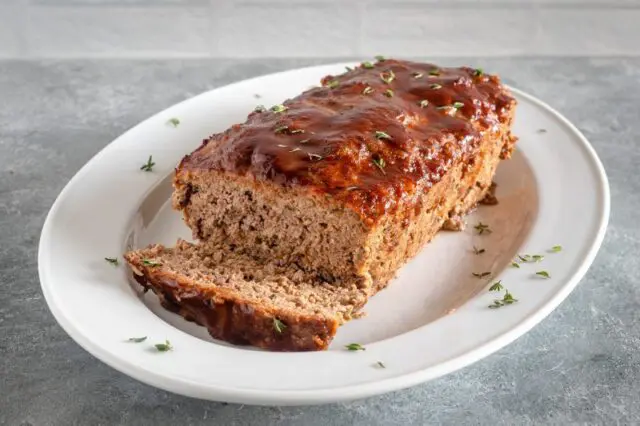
<box><xmin>125</xmin><ymin>59</ymin><xmax>518</xmax><ymax>351</ymax></box>
<box><xmin>124</xmin><ymin>240</ymin><xmax>367</xmax><ymax>351</ymax></box>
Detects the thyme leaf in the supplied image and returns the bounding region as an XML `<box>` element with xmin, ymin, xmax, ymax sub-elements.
<box><xmin>380</xmin><ymin>70</ymin><xmax>395</xmax><ymax>84</ymax></box>
<box><xmin>345</xmin><ymin>343</ymin><xmax>365</xmax><ymax>351</ymax></box>
<box><xmin>372</xmin><ymin>157</ymin><xmax>386</xmax><ymax>174</ymax></box>
<box><xmin>154</xmin><ymin>340</ymin><xmax>172</xmax><ymax>352</ymax></box>
<box><xmin>273</xmin><ymin>318</ymin><xmax>287</xmax><ymax>333</ymax></box>
<box><xmin>473</xmin><ymin>246</ymin><xmax>485</xmax><ymax>255</ymax></box>
<box><xmin>140</xmin><ymin>155</ymin><xmax>155</xmax><ymax>172</ymax></box>
<box><xmin>489</xmin><ymin>281</ymin><xmax>504</xmax><ymax>292</ymax></box>
<box><xmin>105</xmin><ymin>257</ymin><xmax>119</xmax><ymax>266</ymax></box>
<box><xmin>271</xmin><ymin>104</ymin><xmax>288</xmax><ymax>113</ymax></box>
<box><xmin>474</xmin><ymin>222</ymin><xmax>492</xmax><ymax>235</ymax></box>
<box><xmin>375</xmin><ymin>130</ymin><xmax>392</xmax><ymax>140</ymax></box>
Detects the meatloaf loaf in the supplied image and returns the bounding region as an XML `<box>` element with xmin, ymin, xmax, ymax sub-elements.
<box><xmin>173</xmin><ymin>59</ymin><xmax>517</xmax><ymax>289</ymax></box>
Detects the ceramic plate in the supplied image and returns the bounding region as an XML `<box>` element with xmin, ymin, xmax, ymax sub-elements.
<box><xmin>39</xmin><ymin>62</ymin><xmax>609</xmax><ymax>406</ymax></box>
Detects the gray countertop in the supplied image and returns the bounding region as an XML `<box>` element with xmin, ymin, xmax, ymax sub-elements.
<box><xmin>1</xmin><ymin>58</ymin><xmax>639</xmax><ymax>425</ymax></box>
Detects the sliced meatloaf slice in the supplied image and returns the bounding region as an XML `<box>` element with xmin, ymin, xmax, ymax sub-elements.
<box><xmin>173</xmin><ymin>59</ymin><xmax>517</xmax><ymax>289</ymax></box>
<box><xmin>124</xmin><ymin>240</ymin><xmax>367</xmax><ymax>351</ymax></box>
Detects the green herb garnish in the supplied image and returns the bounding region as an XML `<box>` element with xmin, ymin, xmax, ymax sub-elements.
<box><xmin>362</xmin><ymin>86</ymin><xmax>374</xmax><ymax>95</ymax></box>
<box><xmin>325</xmin><ymin>80</ymin><xmax>339</xmax><ymax>89</ymax></box>
<box><xmin>362</xmin><ymin>61</ymin><xmax>374</xmax><ymax>69</ymax></box>
<box><xmin>345</xmin><ymin>66</ymin><xmax>353</xmax><ymax>72</ymax></box>
<box><xmin>154</xmin><ymin>340</ymin><xmax>172</xmax><ymax>352</ymax></box>
<box><xmin>411</xmin><ymin>72</ymin><xmax>423</xmax><ymax>79</ymax></box>
<box><xmin>375</xmin><ymin>131</ymin><xmax>392</xmax><ymax>140</ymax></box>
<box><xmin>419</xmin><ymin>100</ymin><xmax>429</xmax><ymax>108</ymax></box>
<box><xmin>380</xmin><ymin>70</ymin><xmax>395</xmax><ymax>84</ymax></box>
<box><xmin>472</xmin><ymin>271</ymin><xmax>491</xmax><ymax>278</ymax></box>
<box><xmin>511</xmin><ymin>262</ymin><xmax>520</xmax><ymax>268</ymax></box>
<box><xmin>142</xmin><ymin>259</ymin><xmax>161</xmax><ymax>267</ymax></box>
<box><xmin>550</xmin><ymin>245</ymin><xmax>562</xmax><ymax>253</ymax></box>
<box><xmin>473</xmin><ymin>246</ymin><xmax>485</xmax><ymax>255</ymax></box>
<box><xmin>374</xmin><ymin>55</ymin><xmax>386</xmax><ymax>62</ymax></box>
<box><xmin>345</xmin><ymin>343</ymin><xmax>365</xmax><ymax>351</ymax></box>
<box><xmin>429</xmin><ymin>83</ymin><xmax>442</xmax><ymax>90</ymax></box>
<box><xmin>429</xmin><ymin>69</ymin><xmax>440</xmax><ymax>76</ymax></box>
<box><xmin>489</xmin><ymin>290</ymin><xmax>518</xmax><ymax>309</ymax></box>
<box><xmin>254</xmin><ymin>105</ymin><xmax>266</xmax><ymax>113</ymax></box>
<box><xmin>274</xmin><ymin>125</ymin><xmax>289</xmax><ymax>134</ymax></box>
<box><xmin>105</xmin><ymin>257</ymin><xmax>119</xmax><ymax>266</ymax></box>
<box><xmin>167</xmin><ymin>118</ymin><xmax>180</xmax><ymax>127</ymax></box>
<box><xmin>372</xmin><ymin>157</ymin><xmax>386</xmax><ymax>174</ymax></box>
<box><xmin>473</xmin><ymin>68</ymin><xmax>483</xmax><ymax>77</ymax></box>
<box><xmin>384</xmin><ymin>89</ymin><xmax>394</xmax><ymax>98</ymax></box>
<box><xmin>489</xmin><ymin>281</ymin><xmax>504</xmax><ymax>292</ymax></box>
<box><xmin>271</xmin><ymin>104</ymin><xmax>288</xmax><ymax>113</ymax></box>
<box><xmin>474</xmin><ymin>222</ymin><xmax>492</xmax><ymax>235</ymax></box>
<box><xmin>128</xmin><ymin>336</ymin><xmax>147</xmax><ymax>343</ymax></box>
<box><xmin>140</xmin><ymin>155</ymin><xmax>155</xmax><ymax>172</ymax></box>
<box><xmin>518</xmin><ymin>254</ymin><xmax>544</xmax><ymax>263</ymax></box>
<box><xmin>453</xmin><ymin>102</ymin><xmax>464</xmax><ymax>109</ymax></box>
<box><xmin>375</xmin><ymin>361</ymin><xmax>386</xmax><ymax>368</ymax></box>
<box><xmin>536</xmin><ymin>270</ymin><xmax>551</xmax><ymax>279</ymax></box>
<box><xmin>273</xmin><ymin>318</ymin><xmax>287</xmax><ymax>333</ymax></box>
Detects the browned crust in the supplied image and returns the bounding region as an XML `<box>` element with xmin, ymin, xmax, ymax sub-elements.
<box><xmin>123</xmin><ymin>251</ymin><xmax>339</xmax><ymax>352</ymax></box>
<box><xmin>361</xmin><ymin>116</ymin><xmax>516</xmax><ymax>289</ymax></box>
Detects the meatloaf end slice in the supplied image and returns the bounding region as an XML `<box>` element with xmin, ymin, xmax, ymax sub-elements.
<box><xmin>124</xmin><ymin>240</ymin><xmax>367</xmax><ymax>351</ymax></box>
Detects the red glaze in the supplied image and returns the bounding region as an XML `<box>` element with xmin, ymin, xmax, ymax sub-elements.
<box><xmin>179</xmin><ymin>59</ymin><xmax>516</xmax><ymax>222</ymax></box>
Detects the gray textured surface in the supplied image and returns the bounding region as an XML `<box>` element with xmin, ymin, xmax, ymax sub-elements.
<box><xmin>0</xmin><ymin>58</ymin><xmax>638</xmax><ymax>425</ymax></box>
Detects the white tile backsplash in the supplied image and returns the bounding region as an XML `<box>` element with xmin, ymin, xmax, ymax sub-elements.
<box><xmin>362</xmin><ymin>4</ymin><xmax>538</xmax><ymax>57</ymax></box>
<box><xmin>0</xmin><ymin>0</ymin><xmax>28</xmax><ymax>58</ymax></box>
<box><xmin>27</xmin><ymin>5</ymin><xmax>211</xmax><ymax>58</ymax></box>
<box><xmin>212</xmin><ymin>2</ymin><xmax>360</xmax><ymax>57</ymax></box>
<box><xmin>534</xmin><ymin>8</ymin><xmax>640</xmax><ymax>55</ymax></box>
<box><xmin>0</xmin><ymin>0</ymin><xmax>639</xmax><ymax>58</ymax></box>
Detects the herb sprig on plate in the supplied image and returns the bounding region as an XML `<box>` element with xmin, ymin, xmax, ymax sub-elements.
<box><xmin>345</xmin><ymin>343</ymin><xmax>365</xmax><ymax>351</ymax></box>
<box><xmin>140</xmin><ymin>156</ymin><xmax>155</xmax><ymax>172</ymax></box>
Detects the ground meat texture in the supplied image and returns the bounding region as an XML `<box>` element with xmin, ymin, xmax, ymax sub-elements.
<box><xmin>124</xmin><ymin>240</ymin><xmax>366</xmax><ymax>351</ymax></box>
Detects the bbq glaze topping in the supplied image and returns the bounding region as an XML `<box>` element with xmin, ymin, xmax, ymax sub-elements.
<box><xmin>180</xmin><ymin>59</ymin><xmax>516</xmax><ymax>222</ymax></box>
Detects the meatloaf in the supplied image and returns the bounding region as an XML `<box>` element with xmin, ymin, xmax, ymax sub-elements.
<box><xmin>173</xmin><ymin>59</ymin><xmax>517</xmax><ymax>289</ymax></box>
<box><xmin>125</xmin><ymin>240</ymin><xmax>367</xmax><ymax>351</ymax></box>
